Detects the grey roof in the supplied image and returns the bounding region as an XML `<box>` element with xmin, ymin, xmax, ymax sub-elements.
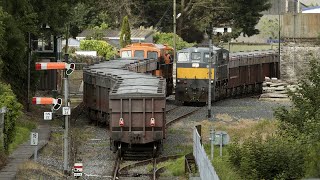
<box><xmin>77</xmin><ymin>29</ymin><xmax>154</xmax><ymax>39</ymax></box>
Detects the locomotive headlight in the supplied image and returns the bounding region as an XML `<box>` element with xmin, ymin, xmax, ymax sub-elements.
<box><xmin>211</xmin><ymin>80</ymin><xmax>214</xmax><ymax>84</ymax></box>
<box><xmin>192</xmin><ymin>63</ymin><xmax>199</xmax><ymax>68</ymax></box>
<box><xmin>177</xmin><ymin>79</ymin><xmax>180</xmax><ymax>83</ymax></box>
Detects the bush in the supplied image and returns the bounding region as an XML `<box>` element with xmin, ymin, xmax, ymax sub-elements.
<box><xmin>0</xmin><ymin>82</ymin><xmax>23</xmax><ymax>154</ymax></box>
<box><xmin>228</xmin><ymin>135</ymin><xmax>305</xmax><ymax>179</ymax></box>
<box><xmin>80</xmin><ymin>40</ymin><xmax>117</xmax><ymax>60</ymax></box>
<box><xmin>153</xmin><ymin>32</ymin><xmax>195</xmax><ymax>51</ymax></box>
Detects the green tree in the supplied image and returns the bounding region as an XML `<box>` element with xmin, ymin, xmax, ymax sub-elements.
<box><xmin>0</xmin><ymin>82</ymin><xmax>23</xmax><ymax>154</ymax></box>
<box><xmin>274</xmin><ymin>57</ymin><xmax>320</xmax><ymax>177</ymax></box>
<box><xmin>120</xmin><ymin>16</ymin><xmax>131</xmax><ymax>48</ymax></box>
<box><xmin>80</xmin><ymin>40</ymin><xmax>117</xmax><ymax>59</ymax></box>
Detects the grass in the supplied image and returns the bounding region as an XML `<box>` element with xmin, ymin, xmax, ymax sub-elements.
<box><xmin>159</xmin><ymin>157</ymin><xmax>186</xmax><ymax>178</ymax></box>
<box><xmin>9</xmin><ymin>119</ymin><xmax>37</xmax><ymax>153</ymax></box>
<box><xmin>41</xmin><ymin>132</ymin><xmax>63</xmax><ymax>158</ymax></box>
<box><xmin>204</xmin><ymin>144</ymin><xmax>242</xmax><ymax>180</ymax></box>
<box><xmin>16</xmin><ymin>161</ymin><xmax>64</xmax><ymax>179</ymax></box>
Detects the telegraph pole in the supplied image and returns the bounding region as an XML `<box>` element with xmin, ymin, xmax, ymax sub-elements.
<box><xmin>63</xmin><ymin>25</ymin><xmax>70</xmax><ymax>175</ymax></box>
<box><xmin>208</xmin><ymin>38</ymin><xmax>212</xmax><ymax>119</ymax></box>
<box><xmin>278</xmin><ymin>0</ymin><xmax>281</xmax><ymax>78</ymax></box>
<box><xmin>173</xmin><ymin>0</ymin><xmax>177</xmax><ymax>63</ymax></box>
<box><xmin>27</xmin><ymin>32</ymin><xmax>31</xmax><ymax>112</ymax></box>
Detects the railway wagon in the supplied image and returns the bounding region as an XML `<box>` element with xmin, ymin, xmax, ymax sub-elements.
<box><xmin>83</xmin><ymin>59</ymin><xmax>157</xmax><ymax>123</ymax></box>
<box><xmin>175</xmin><ymin>46</ymin><xmax>280</xmax><ymax>103</ymax></box>
<box><xmin>83</xmin><ymin>59</ymin><xmax>166</xmax><ymax>155</ymax></box>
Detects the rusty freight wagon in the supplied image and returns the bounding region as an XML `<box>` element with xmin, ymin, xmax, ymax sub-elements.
<box><xmin>83</xmin><ymin>58</ymin><xmax>166</xmax><ymax>156</ymax></box>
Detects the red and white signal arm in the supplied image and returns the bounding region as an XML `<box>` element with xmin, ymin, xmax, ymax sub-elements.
<box><xmin>150</xmin><ymin>118</ymin><xmax>155</xmax><ymax>127</ymax></box>
<box><xmin>35</xmin><ymin>62</ymin><xmax>75</xmax><ymax>75</ymax></box>
<box><xmin>35</xmin><ymin>62</ymin><xmax>67</xmax><ymax>70</ymax></box>
<box><xmin>32</xmin><ymin>97</ymin><xmax>62</xmax><ymax>111</ymax></box>
<box><xmin>119</xmin><ymin>118</ymin><xmax>124</xmax><ymax>127</ymax></box>
<box><xmin>73</xmin><ymin>162</ymin><xmax>83</xmax><ymax>177</ymax></box>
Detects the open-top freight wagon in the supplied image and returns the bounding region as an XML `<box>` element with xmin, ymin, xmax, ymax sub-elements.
<box><xmin>83</xmin><ymin>59</ymin><xmax>166</xmax><ymax>156</ymax></box>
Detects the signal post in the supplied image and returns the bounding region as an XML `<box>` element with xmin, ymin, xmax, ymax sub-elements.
<box><xmin>33</xmin><ymin>60</ymin><xmax>75</xmax><ymax>175</ymax></box>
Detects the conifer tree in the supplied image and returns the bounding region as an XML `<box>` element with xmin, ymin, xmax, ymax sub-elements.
<box><xmin>120</xmin><ymin>16</ymin><xmax>131</xmax><ymax>48</ymax></box>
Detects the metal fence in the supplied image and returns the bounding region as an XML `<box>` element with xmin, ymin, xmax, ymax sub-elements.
<box><xmin>193</xmin><ymin>127</ymin><xmax>219</xmax><ymax>180</ymax></box>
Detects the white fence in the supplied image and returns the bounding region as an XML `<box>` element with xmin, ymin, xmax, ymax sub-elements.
<box><xmin>193</xmin><ymin>127</ymin><xmax>219</xmax><ymax>180</ymax></box>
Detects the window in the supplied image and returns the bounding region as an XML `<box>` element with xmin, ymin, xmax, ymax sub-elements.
<box><xmin>134</xmin><ymin>50</ymin><xmax>144</xmax><ymax>58</ymax></box>
<box><xmin>191</xmin><ymin>52</ymin><xmax>201</xmax><ymax>62</ymax></box>
<box><xmin>177</xmin><ymin>52</ymin><xmax>189</xmax><ymax>62</ymax></box>
<box><xmin>147</xmin><ymin>51</ymin><xmax>158</xmax><ymax>59</ymax></box>
<box><xmin>35</xmin><ymin>34</ymin><xmax>54</xmax><ymax>52</ymax></box>
<box><xmin>204</xmin><ymin>53</ymin><xmax>210</xmax><ymax>63</ymax></box>
<box><xmin>121</xmin><ymin>50</ymin><xmax>132</xmax><ymax>58</ymax></box>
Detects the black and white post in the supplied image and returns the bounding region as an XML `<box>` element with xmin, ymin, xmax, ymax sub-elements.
<box><xmin>30</xmin><ymin>132</ymin><xmax>38</xmax><ymax>161</ymax></box>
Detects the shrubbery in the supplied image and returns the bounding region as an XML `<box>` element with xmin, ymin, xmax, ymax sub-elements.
<box><xmin>0</xmin><ymin>82</ymin><xmax>23</xmax><ymax>154</ymax></box>
<box><xmin>80</xmin><ymin>40</ymin><xmax>117</xmax><ymax>60</ymax></box>
<box><xmin>228</xmin><ymin>57</ymin><xmax>320</xmax><ymax>179</ymax></box>
<box><xmin>153</xmin><ymin>32</ymin><xmax>195</xmax><ymax>50</ymax></box>
<box><xmin>229</xmin><ymin>135</ymin><xmax>305</xmax><ymax>179</ymax></box>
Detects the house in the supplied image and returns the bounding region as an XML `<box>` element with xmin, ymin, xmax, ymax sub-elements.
<box><xmin>76</xmin><ymin>29</ymin><xmax>155</xmax><ymax>49</ymax></box>
<box><xmin>62</xmin><ymin>38</ymin><xmax>80</xmax><ymax>49</ymax></box>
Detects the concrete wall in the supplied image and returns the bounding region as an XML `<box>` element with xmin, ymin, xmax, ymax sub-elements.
<box><xmin>282</xmin><ymin>13</ymin><xmax>320</xmax><ymax>39</ymax></box>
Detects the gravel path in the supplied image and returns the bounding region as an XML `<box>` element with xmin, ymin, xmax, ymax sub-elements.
<box><xmin>77</xmin><ymin>126</ymin><xmax>115</xmax><ymax>179</ymax></box>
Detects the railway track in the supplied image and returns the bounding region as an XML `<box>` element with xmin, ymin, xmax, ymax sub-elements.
<box><xmin>166</xmin><ymin>106</ymin><xmax>202</xmax><ymax>127</ymax></box>
<box><xmin>113</xmin><ymin>154</ymin><xmax>182</xmax><ymax>180</ymax></box>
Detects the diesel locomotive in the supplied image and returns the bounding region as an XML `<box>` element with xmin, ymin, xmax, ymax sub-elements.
<box><xmin>175</xmin><ymin>46</ymin><xmax>280</xmax><ymax>103</ymax></box>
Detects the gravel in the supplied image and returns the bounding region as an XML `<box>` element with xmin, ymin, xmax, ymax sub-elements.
<box><xmin>34</xmin><ymin>96</ymin><xmax>290</xmax><ymax>179</ymax></box>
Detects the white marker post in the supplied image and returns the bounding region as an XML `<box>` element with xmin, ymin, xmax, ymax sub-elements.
<box><xmin>0</xmin><ymin>107</ymin><xmax>7</xmax><ymax>150</ymax></box>
<box><xmin>30</xmin><ymin>132</ymin><xmax>39</xmax><ymax>161</ymax></box>
<box><xmin>210</xmin><ymin>128</ymin><xmax>215</xmax><ymax>160</ymax></box>
<box><xmin>220</xmin><ymin>131</ymin><xmax>223</xmax><ymax>157</ymax></box>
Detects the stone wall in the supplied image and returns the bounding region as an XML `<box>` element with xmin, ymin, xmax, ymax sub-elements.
<box><xmin>280</xmin><ymin>43</ymin><xmax>320</xmax><ymax>82</ymax></box>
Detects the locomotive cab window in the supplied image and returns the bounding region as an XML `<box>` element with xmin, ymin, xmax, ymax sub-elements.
<box><xmin>204</xmin><ymin>53</ymin><xmax>215</xmax><ymax>64</ymax></box>
<box><xmin>134</xmin><ymin>50</ymin><xmax>144</xmax><ymax>58</ymax></box>
<box><xmin>178</xmin><ymin>52</ymin><xmax>189</xmax><ymax>62</ymax></box>
<box><xmin>223</xmin><ymin>52</ymin><xmax>229</xmax><ymax>61</ymax></box>
<box><xmin>147</xmin><ymin>51</ymin><xmax>158</xmax><ymax>60</ymax></box>
<box><xmin>121</xmin><ymin>50</ymin><xmax>131</xmax><ymax>58</ymax></box>
<box><xmin>191</xmin><ymin>52</ymin><xmax>201</xmax><ymax>62</ymax></box>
